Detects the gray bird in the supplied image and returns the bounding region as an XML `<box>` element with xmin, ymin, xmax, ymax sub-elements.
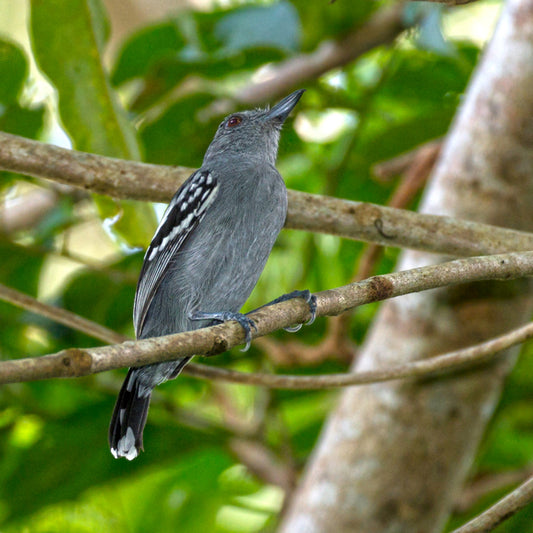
<box><xmin>109</xmin><ymin>89</ymin><xmax>314</xmax><ymax>460</ymax></box>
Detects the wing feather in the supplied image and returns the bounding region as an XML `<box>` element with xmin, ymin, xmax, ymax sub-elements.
<box><xmin>133</xmin><ymin>170</ymin><xmax>219</xmax><ymax>336</ymax></box>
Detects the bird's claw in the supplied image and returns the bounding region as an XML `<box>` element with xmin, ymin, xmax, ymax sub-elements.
<box><xmin>189</xmin><ymin>310</ymin><xmax>257</xmax><ymax>352</ymax></box>
<box><xmin>252</xmin><ymin>289</ymin><xmax>317</xmax><ymax>332</ymax></box>
<box><xmin>282</xmin><ymin>290</ymin><xmax>317</xmax><ymax>331</ymax></box>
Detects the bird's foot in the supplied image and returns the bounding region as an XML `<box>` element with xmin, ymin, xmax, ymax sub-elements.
<box><xmin>250</xmin><ymin>289</ymin><xmax>317</xmax><ymax>332</ymax></box>
<box><xmin>189</xmin><ymin>310</ymin><xmax>257</xmax><ymax>352</ymax></box>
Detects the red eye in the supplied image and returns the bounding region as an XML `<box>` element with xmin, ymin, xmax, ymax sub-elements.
<box><xmin>227</xmin><ymin>115</ymin><xmax>242</xmax><ymax>127</ymax></box>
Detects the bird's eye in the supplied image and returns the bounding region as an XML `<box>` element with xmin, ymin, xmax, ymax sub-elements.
<box><xmin>227</xmin><ymin>115</ymin><xmax>242</xmax><ymax>128</ymax></box>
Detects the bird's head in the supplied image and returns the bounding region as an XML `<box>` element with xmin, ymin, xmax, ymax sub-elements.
<box><xmin>203</xmin><ymin>89</ymin><xmax>305</xmax><ymax>166</ymax></box>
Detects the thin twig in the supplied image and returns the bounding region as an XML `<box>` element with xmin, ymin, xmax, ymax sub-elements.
<box><xmin>3</xmin><ymin>131</ymin><xmax>533</xmax><ymax>257</ymax></box>
<box><xmin>373</xmin><ymin>139</ymin><xmax>442</xmax><ymax>181</ymax></box>
<box><xmin>229</xmin><ymin>438</ymin><xmax>295</xmax><ymax>491</ymax></box>
<box><xmin>452</xmin><ymin>476</ymin><xmax>533</xmax><ymax>533</ymax></box>
<box><xmin>0</xmin><ymin>283</ymin><xmax>127</xmax><ymax>345</ymax></box>
<box><xmin>455</xmin><ymin>467</ymin><xmax>533</xmax><ymax>514</ymax></box>
<box><xmin>2</xmin><ymin>251</ymin><xmax>533</xmax><ymax>386</ymax></box>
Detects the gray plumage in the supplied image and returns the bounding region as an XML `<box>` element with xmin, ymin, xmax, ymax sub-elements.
<box><xmin>109</xmin><ymin>89</ymin><xmax>305</xmax><ymax>460</ymax></box>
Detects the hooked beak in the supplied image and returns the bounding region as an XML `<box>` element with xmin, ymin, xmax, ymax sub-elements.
<box><xmin>265</xmin><ymin>89</ymin><xmax>305</xmax><ymax>123</ymax></box>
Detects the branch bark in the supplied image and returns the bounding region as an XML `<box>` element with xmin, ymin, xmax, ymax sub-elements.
<box><xmin>279</xmin><ymin>0</ymin><xmax>533</xmax><ymax>531</ymax></box>
<box><xmin>2</xmin><ymin>130</ymin><xmax>533</xmax><ymax>257</ymax></box>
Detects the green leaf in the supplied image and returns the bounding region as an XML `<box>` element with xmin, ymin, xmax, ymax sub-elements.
<box><xmin>375</xmin><ymin>46</ymin><xmax>477</xmax><ymax>105</ymax></box>
<box><xmin>0</xmin><ymin>40</ymin><xmax>45</xmax><ymax>190</ymax></box>
<box><xmin>0</xmin><ymin>103</ymin><xmax>45</xmax><ymax>139</ymax></box>
<box><xmin>129</xmin><ymin>47</ymin><xmax>284</xmax><ymax>113</ymax></box>
<box><xmin>290</xmin><ymin>0</ymin><xmax>378</xmax><ymax>49</ymax></box>
<box><xmin>0</xmin><ymin>240</ymin><xmax>45</xmax><ymax>358</ymax></box>
<box><xmin>29</xmin><ymin>0</ymin><xmax>156</xmax><ymax>248</ymax></box>
<box><xmin>58</xmin><ymin>253</ymin><xmax>140</xmax><ymax>345</ymax></box>
<box><xmin>0</xmin><ymin>39</ymin><xmax>45</xmax><ymax>142</ymax></box>
<box><xmin>0</xmin><ymin>39</ymin><xmax>27</xmax><ymax>103</ymax></box>
<box><xmin>111</xmin><ymin>20</ymin><xmax>185</xmax><ymax>86</ymax></box>
<box><xmin>140</xmin><ymin>93</ymin><xmax>218</xmax><ymax>167</ymax></box>
<box><xmin>215</xmin><ymin>1</ymin><xmax>301</xmax><ymax>52</ymax></box>
<box><xmin>111</xmin><ymin>5</ymin><xmax>291</xmax><ymax>112</ymax></box>
<box><xmin>30</xmin><ymin>0</ymin><xmax>137</xmax><ymax>158</ymax></box>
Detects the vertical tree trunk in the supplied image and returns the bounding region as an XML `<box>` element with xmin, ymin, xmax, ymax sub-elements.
<box><xmin>279</xmin><ymin>1</ymin><xmax>533</xmax><ymax>531</ymax></box>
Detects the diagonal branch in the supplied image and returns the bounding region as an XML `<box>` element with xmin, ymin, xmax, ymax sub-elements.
<box><xmin>452</xmin><ymin>476</ymin><xmax>533</xmax><ymax>533</ymax></box>
<box><xmin>2</xmin><ymin>250</ymin><xmax>533</xmax><ymax>386</ymax></box>
<box><xmin>0</xmin><ymin>283</ymin><xmax>127</xmax><ymax>344</ymax></box>
<box><xmin>2</xmin><ymin>131</ymin><xmax>533</xmax><ymax>257</ymax></box>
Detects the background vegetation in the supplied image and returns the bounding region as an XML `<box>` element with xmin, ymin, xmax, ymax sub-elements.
<box><xmin>1</xmin><ymin>0</ymin><xmax>531</xmax><ymax>531</ymax></box>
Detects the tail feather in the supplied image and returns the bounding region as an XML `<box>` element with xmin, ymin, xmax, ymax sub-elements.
<box><xmin>109</xmin><ymin>368</ymin><xmax>152</xmax><ymax>461</ymax></box>
<box><xmin>109</xmin><ymin>357</ymin><xmax>193</xmax><ymax>460</ymax></box>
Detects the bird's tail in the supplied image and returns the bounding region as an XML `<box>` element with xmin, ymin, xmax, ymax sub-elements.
<box><xmin>109</xmin><ymin>368</ymin><xmax>152</xmax><ymax>460</ymax></box>
<box><xmin>109</xmin><ymin>358</ymin><xmax>192</xmax><ymax>460</ymax></box>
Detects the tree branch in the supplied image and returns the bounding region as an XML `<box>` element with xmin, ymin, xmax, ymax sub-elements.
<box><xmin>0</xmin><ymin>283</ymin><xmax>127</xmax><ymax>345</ymax></box>
<box><xmin>0</xmin><ymin>130</ymin><xmax>190</xmax><ymax>202</ymax></box>
<box><xmin>2</xmin><ymin>131</ymin><xmax>533</xmax><ymax>257</ymax></box>
<box><xmin>279</xmin><ymin>0</ymin><xmax>533</xmax><ymax>529</ymax></box>
<box><xmin>229</xmin><ymin>3</ymin><xmax>406</xmax><ymax>106</ymax></box>
<box><xmin>0</xmin><ymin>189</ymin><xmax>58</xmax><ymax>234</ymax></box>
<box><xmin>455</xmin><ymin>467</ymin><xmax>533</xmax><ymax>514</ymax></box>
<box><xmin>452</xmin><ymin>476</ymin><xmax>533</xmax><ymax>533</ymax></box>
<box><xmin>2</xmin><ymin>251</ymin><xmax>533</xmax><ymax>386</ymax></box>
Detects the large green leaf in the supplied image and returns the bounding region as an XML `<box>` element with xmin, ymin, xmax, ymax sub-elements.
<box><xmin>29</xmin><ymin>0</ymin><xmax>156</xmax><ymax>248</ymax></box>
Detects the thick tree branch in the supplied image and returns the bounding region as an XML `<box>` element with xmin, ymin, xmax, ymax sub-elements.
<box><xmin>2</xmin><ymin>131</ymin><xmax>533</xmax><ymax>257</ymax></box>
<box><xmin>452</xmin><ymin>476</ymin><xmax>533</xmax><ymax>533</ymax></box>
<box><xmin>2</xmin><ymin>251</ymin><xmax>533</xmax><ymax>386</ymax></box>
<box><xmin>279</xmin><ymin>1</ymin><xmax>533</xmax><ymax>530</ymax></box>
<box><xmin>0</xmin><ymin>130</ymin><xmax>191</xmax><ymax>203</ymax></box>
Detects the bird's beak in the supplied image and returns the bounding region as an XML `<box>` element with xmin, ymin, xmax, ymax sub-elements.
<box><xmin>265</xmin><ymin>89</ymin><xmax>305</xmax><ymax>123</ymax></box>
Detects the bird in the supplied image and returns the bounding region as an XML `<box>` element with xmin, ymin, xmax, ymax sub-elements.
<box><xmin>109</xmin><ymin>89</ymin><xmax>315</xmax><ymax>460</ymax></box>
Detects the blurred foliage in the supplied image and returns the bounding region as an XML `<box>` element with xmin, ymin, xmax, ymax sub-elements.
<box><xmin>1</xmin><ymin>0</ymin><xmax>531</xmax><ymax>531</ymax></box>
<box><xmin>0</xmin><ymin>39</ymin><xmax>45</xmax><ymax>189</ymax></box>
<box><xmin>30</xmin><ymin>0</ymin><xmax>156</xmax><ymax>249</ymax></box>
<box><xmin>0</xmin><ymin>40</ymin><xmax>45</xmax><ymax>138</ymax></box>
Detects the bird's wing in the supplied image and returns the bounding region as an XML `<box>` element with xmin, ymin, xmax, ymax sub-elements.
<box><xmin>133</xmin><ymin>169</ymin><xmax>219</xmax><ymax>337</ymax></box>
